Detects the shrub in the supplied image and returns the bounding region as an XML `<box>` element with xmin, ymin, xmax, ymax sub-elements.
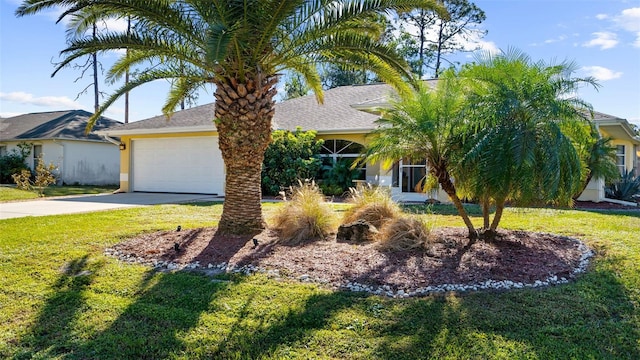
<box><xmin>262</xmin><ymin>128</ymin><xmax>323</xmax><ymax>196</ymax></box>
<box><xmin>12</xmin><ymin>154</ymin><xmax>58</xmax><ymax>196</ymax></box>
<box><xmin>606</xmin><ymin>169</ymin><xmax>640</xmax><ymax>202</ymax></box>
<box><xmin>271</xmin><ymin>181</ymin><xmax>335</xmax><ymax>245</ymax></box>
<box><xmin>320</xmin><ymin>158</ymin><xmax>360</xmax><ymax>194</ymax></box>
<box><xmin>342</xmin><ymin>184</ymin><xmax>400</xmax><ymax>228</ymax></box>
<box><xmin>376</xmin><ymin>216</ymin><xmax>433</xmax><ymax>252</ymax></box>
<box><xmin>0</xmin><ymin>143</ymin><xmax>31</xmax><ymax>183</ymax></box>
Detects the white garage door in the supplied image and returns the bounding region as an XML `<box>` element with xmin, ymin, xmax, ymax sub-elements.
<box><xmin>131</xmin><ymin>136</ymin><xmax>224</xmax><ymax>194</ymax></box>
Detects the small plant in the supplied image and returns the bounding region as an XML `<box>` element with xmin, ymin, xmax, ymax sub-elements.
<box><xmin>12</xmin><ymin>154</ymin><xmax>58</xmax><ymax>196</ymax></box>
<box><xmin>376</xmin><ymin>216</ymin><xmax>433</xmax><ymax>252</ymax></box>
<box><xmin>271</xmin><ymin>181</ymin><xmax>335</xmax><ymax>245</ymax></box>
<box><xmin>605</xmin><ymin>169</ymin><xmax>640</xmax><ymax>202</ymax></box>
<box><xmin>321</xmin><ymin>158</ymin><xmax>360</xmax><ymax>194</ymax></box>
<box><xmin>342</xmin><ymin>184</ymin><xmax>400</xmax><ymax>228</ymax></box>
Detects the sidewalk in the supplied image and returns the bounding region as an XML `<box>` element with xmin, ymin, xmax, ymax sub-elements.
<box><xmin>0</xmin><ymin>193</ymin><xmax>221</xmax><ymax>220</ymax></box>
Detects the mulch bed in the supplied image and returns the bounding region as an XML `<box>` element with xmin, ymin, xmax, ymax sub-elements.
<box><xmin>108</xmin><ymin>227</ymin><xmax>590</xmax><ymax>293</ymax></box>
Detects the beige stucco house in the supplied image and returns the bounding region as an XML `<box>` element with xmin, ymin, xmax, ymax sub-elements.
<box><xmin>97</xmin><ymin>83</ymin><xmax>639</xmax><ymax>204</ymax></box>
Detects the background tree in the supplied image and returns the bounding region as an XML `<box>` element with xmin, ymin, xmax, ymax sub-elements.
<box><xmin>282</xmin><ymin>73</ymin><xmax>310</xmax><ymax>100</ymax></box>
<box><xmin>454</xmin><ymin>49</ymin><xmax>599</xmax><ymax>237</ymax></box>
<box><xmin>17</xmin><ymin>0</ymin><xmax>446</xmax><ymax>235</ymax></box>
<box><xmin>397</xmin><ymin>0</ymin><xmax>486</xmax><ymax>78</ymax></box>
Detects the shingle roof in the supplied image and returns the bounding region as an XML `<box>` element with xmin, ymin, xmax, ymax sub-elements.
<box><xmin>104</xmin><ymin>103</ymin><xmax>218</xmax><ymax>133</ymax></box>
<box><xmin>101</xmin><ymin>83</ymin><xmax>402</xmax><ymax>135</ymax></box>
<box><xmin>0</xmin><ymin>110</ymin><xmax>122</xmax><ymax>142</ymax></box>
<box><xmin>273</xmin><ymin>83</ymin><xmax>397</xmax><ymax>132</ymax></box>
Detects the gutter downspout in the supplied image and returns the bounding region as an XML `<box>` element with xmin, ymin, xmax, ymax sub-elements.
<box><xmin>101</xmin><ymin>134</ymin><xmax>121</xmax><ymax>146</ymax></box>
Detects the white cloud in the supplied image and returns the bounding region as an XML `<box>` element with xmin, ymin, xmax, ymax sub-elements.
<box><xmin>595</xmin><ymin>14</ymin><xmax>609</xmax><ymax>20</ymax></box>
<box><xmin>0</xmin><ymin>92</ymin><xmax>82</xmax><ymax>108</ymax></box>
<box><xmin>580</xmin><ymin>66</ymin><xmax>623</xmax><ymax>81</ymax></box>
<box><xmin>616</xmin><ymin>7</ymin><xmax>640</xmax><ymax>32</ymax></box>
<box><xmin>543</xmin><ymin>35</ymin><xmax>568</xmax><ymax>44</ymax></box>
<box><xmin>583</xmin><ymin>32</ymin><xmax>618</xmax><ymax>49</ymax></box>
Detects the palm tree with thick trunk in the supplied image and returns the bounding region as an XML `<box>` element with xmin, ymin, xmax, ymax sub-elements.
<box><xmin>17</xmin><ymin>0</ymin><xmax>445</xmax><ymax>234</ymax></box>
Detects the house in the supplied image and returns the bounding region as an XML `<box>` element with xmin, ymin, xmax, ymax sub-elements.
<box><xmin>0</xmin><ymin>110</ymin><xmax>122</xmax><ymax>185</ymax></box>
<box><xmin>97</xmin><ymin>83</ymin><xmax>640</xmax><ymax>203</ymax></box>
<box><xmin>577</xmin><ymin>111</ymin><xmax>640</xmax><ymax>203</ymax></box>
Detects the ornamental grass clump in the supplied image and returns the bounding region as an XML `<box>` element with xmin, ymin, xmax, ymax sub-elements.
<box><xmin>376</xmin><ymin>216</ymin><xmax>433</xmax><ymax>252</ymax></box>
<box><xmin>272</xmin><ymin>181</ymin><xmax>334</xmax><ymax>245</ymax></box>
<box><xmin>342</xmin><ymin>184</ymin><xmax>401</xmax><ymax>228</ymax></box>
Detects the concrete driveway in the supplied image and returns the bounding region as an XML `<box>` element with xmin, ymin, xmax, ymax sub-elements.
<box><xmin>0</xmin><ymin>192</ymin><xmax>221</xmax><ymax>220</ymax></box>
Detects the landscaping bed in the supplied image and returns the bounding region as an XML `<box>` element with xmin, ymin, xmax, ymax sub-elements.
<box><xmin>108</xmin><ymin>227</ymin><xmax>592</xmax><ymax>296</ymax></box>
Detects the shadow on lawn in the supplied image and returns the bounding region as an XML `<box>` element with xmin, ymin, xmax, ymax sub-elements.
<box><xmin>13</xmin><ymin>248</ymin><xmax>638</xmax><ymax>359</ymax></box>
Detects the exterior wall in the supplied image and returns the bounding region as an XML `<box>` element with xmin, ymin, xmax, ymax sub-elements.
<box><xmin>0</xmin><ymin>140</ymin><xmax>118</xmax><ymax>185</ymax></box>
<box><xmin>60</xmin><ymin>141</ymin><xmax>119</xmax><ymax>185</ymax></box>
<box><xmin>577</xmin><ymin>177</ymin><xmax>605</xmax><ymax>202</ymax></box>
<box><xmin>117</xmin><ymin>131</ymin><xmax>218</xmax><ymax>192</ymax></box>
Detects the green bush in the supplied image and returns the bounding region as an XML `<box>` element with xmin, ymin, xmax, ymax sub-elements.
<box><xmin>606</xmin><ymin>169</ymin><xmax>640</xmax><ymax>202</ymax></box>
<box><xmin>320</xmin><ymin>157</ymin><xmax>359</xmax><ymax>194</ymax></box>
<box><xmin>0</xmin><ymin>143</ymin><xmax>31</xmax><ymax>184</ymax></box>
<box><xmin>262</xmin><ymin>128</ymin><xmax>323</xmax><ymax>196</ymax></box>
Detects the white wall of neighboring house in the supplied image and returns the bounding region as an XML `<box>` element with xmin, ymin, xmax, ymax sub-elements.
<box><xmin>0</xmin><ymin>140</ymin><xmax>119</xmax><ymax>185</ymax></box>
<box><xmin>59</xmin><ymin>141</ymin><xmax>119</xmax><ymax>185</ymax></box>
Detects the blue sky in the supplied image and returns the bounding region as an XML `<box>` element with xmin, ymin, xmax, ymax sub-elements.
<box><xmin>1</xmin><ymin>0</ymin><xmax>639</xmax><ymax>127</ymax></box>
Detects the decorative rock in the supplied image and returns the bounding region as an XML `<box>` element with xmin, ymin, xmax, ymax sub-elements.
<box><xmin>336</xmin><ymin>220</ymin><xmax>378</xmax><ymax>243</ymax></box>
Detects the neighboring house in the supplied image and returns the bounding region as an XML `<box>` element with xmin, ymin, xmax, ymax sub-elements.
<box><xmin>97</xmin><ymin>83</ymin><xmax>640</xmax><ymax>203</ymax></box>
<box><xmin>0</xmin><ymin>110</ymin><xmax>122</xmax><ymax>185</ymax></box>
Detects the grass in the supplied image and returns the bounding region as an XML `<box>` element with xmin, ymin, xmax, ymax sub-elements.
<box><xmin>1</xmin><ymin>202</ymin><xmax>639</xmax><ymax>359</ymax></box>
<box><xmin>0</xmin><ymin>185</ymin><xmax>118</xmax><ymax>202</ymax></box>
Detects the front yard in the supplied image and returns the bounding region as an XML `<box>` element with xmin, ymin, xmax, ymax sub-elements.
<box><xmin>0</xmin><ymin>203</ymin><xmax>638</xmax><ymax>359</ymax></box>
<box><xmin>0</xmin><ymin>185</ymin><xmax>118</xmax><ymax>202</ymax></box>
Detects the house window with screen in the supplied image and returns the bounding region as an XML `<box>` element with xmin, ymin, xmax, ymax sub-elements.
<box><xmin>616</xmin><ymin>145</ymin><xmax>626</xmax><ymax>175</ymax></box>
<box><xmin>319</xmin><ymin>139</ymin><xmax>366</xmax><ymax>180</ymax></box>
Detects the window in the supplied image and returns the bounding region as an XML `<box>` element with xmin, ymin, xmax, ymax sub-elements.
<box><xmin>616</xmin><ymin>145</ymin><xmax>626</xmax><ymax>175</ymax></box>
<box><xmin>392</xmin><ymin>158</ymin><xmax>427</xmax><ymax>193</ymax></box>
<box><xmin>32</xmin><ymin>145</ymin><xmax>43</xmax><ymax>170</ymax></box>
<box><xmin>320</xmin><ymin>139</ymin><xmax>366</xmax><ymax>180</ymax></box>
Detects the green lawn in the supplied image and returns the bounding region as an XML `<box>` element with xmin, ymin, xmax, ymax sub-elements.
<box><xmin>1</xmin><ymin>203</ymin><xmax>638</xmax><ymax>359</ymax></box>
<box><xmin>0</xmin><ymin>185</ymin><xmax>118</xmax><ymax>202</ymax></box>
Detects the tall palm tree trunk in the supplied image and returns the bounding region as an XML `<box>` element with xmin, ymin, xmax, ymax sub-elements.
<box><xmin>214</xmin><ymin>75</ymin><xmax>278</xmax><ymax>234</ymax></box>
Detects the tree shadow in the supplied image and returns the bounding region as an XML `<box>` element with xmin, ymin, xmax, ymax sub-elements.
<box><xmin>12</xmin><ymin>256</ymin><xmax>104</xmax><ymax>359</ymax></box>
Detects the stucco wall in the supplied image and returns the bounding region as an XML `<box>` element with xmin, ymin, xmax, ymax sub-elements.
<box><xmin>0</xmin><ymin>140</ymin><xmax>118</xmax><ymax>185</ymax></box>
<box><xmin>59</xmin><ymin>141</ymin><xmax>119</xmax><ymax>185</ymax></box>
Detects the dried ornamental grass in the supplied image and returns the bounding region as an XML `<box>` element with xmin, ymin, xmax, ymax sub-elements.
<box><xmin>343</xmin><ymin>185</ymin><xmax>401</xmax><ymax>228</ymax></box>
<box><xmin>376</xmin><ymin>216</ymin><xmax>433</xmax><ymax>251</ymax></box>
<box><xmin>271</xmin><ymin>181</ymin><xmax>335</xmax><ymax>245</ymax></box>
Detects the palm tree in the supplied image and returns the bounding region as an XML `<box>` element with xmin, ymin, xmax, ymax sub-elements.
<box><xmin>364</xmin><ymin>74</ymin><xmax>478</xmax><ymax>238</ymax></box>
<box><xmin>17</xmin><ymin>0</ymin><xmax>446</xmax><ymax>234</ymax></box>
<box><xmin>570</xmin><ymin>125</ymin><xmax>619</xmax><ymax>199</ymax></box>
<box><xmin>454</xmin><ymin>49</ymin><xmax>599</xmax><ymax>237</ymax></box>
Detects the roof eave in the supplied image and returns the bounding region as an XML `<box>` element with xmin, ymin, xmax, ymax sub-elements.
<box><xmin>96</xmin><ymin>125</ymin><xmax>217</xmax><ymax>136</ymax></box>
